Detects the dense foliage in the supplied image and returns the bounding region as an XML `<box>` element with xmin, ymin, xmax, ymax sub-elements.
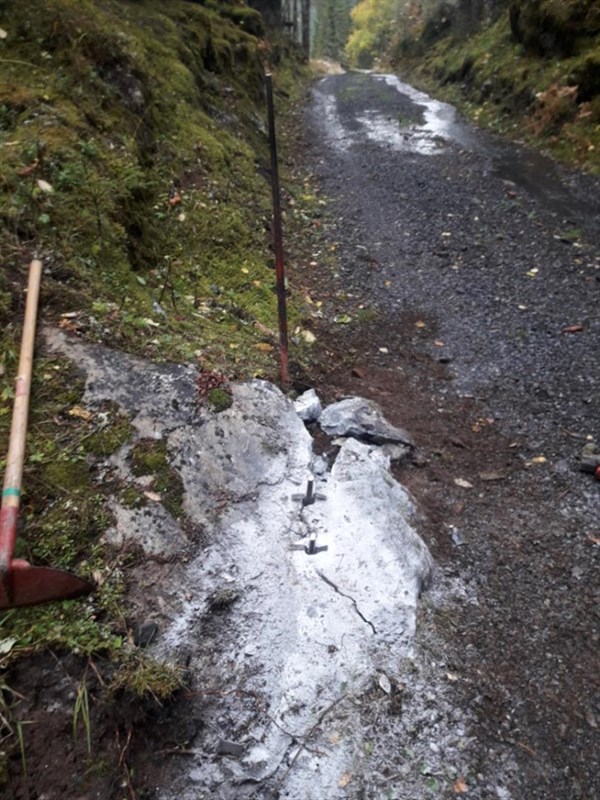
<box><xmin>341</xmin><ymin>0</ymin><xmax>600</xmax><ymax>171</ymax></box>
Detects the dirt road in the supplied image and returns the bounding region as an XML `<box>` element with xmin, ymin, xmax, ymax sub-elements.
<box><xmin>301</xmin><ymin>71</ymin><xmax>599</xmax><ymax>799</ymax></box>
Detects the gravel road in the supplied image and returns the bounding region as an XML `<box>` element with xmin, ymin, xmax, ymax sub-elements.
<box><xmin>302</xmin><ymin>70</ymin><xmax>599</xmax><ymax>799</ymax></box>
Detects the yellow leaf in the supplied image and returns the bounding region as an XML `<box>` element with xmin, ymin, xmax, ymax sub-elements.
<box><xmin>241</xmin><ymin>267</ymin><xmax>249</xmax><ymax>275</ymax></box>
<box><xmin>68</xmin><ymin>405</ymin><xmax>93</xmax><ymax>421</ymax></box>
<box><xmin>530</xmin><ymin>456</ymin><xmax>547</xmax><ymax>464</ymax></box>
<box><xmin>338</xmin><ymin>771</ymin><xmax>352</xmax><ymax>789</ymax></box>
<box><xmin>415</xmin><ymin>320</ymin><xmax>426</xmax><ymax>329</ymax></box>
<box><xmin>255</xmin><ymin>343</ymin><xmax>274</xmax><ymax>352</ymax></box>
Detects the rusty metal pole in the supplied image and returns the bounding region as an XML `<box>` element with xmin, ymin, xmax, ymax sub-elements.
<box><xmin>265</xmin><ymin>72</ymin><xmax>289</xmax><ymax>385</ymax></box>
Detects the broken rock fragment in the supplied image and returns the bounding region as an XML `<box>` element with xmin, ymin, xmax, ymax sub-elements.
<box><xmin>294</xmin><ymin>387</ymin><xmax>322</xmax><ymax>422</ymax></box>
<box><xmin>319</xmin><ymin>396</ymin><xmax>414</xmax><ymax>448</ymax></box>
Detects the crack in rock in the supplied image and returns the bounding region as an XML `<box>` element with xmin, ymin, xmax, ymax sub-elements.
<box><xmin>316</xmin><ymin>569</ymin><xmax>377</xmax><ymax>634</ymax></box>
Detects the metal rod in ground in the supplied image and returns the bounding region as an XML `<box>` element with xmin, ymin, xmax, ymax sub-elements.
<box><xmin>265</xmin><ymin>72</ymin><xmax>289</xmax><ymax>385</ymax></box>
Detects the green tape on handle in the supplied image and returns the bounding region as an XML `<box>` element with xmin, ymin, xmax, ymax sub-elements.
<box><xmin>2</xmin><ymin>488</ymin><xmax>21</xmax><ymax>498</ymax></box>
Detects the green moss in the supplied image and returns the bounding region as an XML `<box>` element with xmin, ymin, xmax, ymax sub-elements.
<box><xmin>0</xmin><ymin>0</ymin><xmax>311</xmax><ymax>699</ymax></box>
<box><xmin>120</xmin><ymin>485</ymin><xmax>147</xmax><ymax>509</ymax></box>
<box><xmin>208</xmin><ymin>386</ymin><xmax>233</xmax><ymax>412</ymax></box>
<box><xmin>0</xmin><ymin>0</ymin><xmax>308</xmax><ymax>371</ymax></box>
<box><xmin>111</xmin><ymin>652</ymin><xmax>185</xmax><ymax>700</ymax></box>
<box><xmin>84</xmin><ymin>407</ymin><xmax>134</xmax><ymax>458</ymax></box>
<box><xmin>130</xmin><ymin>439</ymin><xmax>184</xmax><ymax>518</ymax></box>
<box><xmin>390</xmin><ymin>12</ymin><xmax>600</xmax><ymax>172</ymax></box>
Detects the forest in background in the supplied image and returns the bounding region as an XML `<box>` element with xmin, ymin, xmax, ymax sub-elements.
<box><xmin>311</xmin><ymin>0</ymin><xmax>600</xmax><ymax>171</ymax></box>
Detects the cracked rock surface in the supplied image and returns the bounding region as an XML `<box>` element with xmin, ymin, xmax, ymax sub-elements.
<box><xmin>47</xmin><ymin>331</ymin><xmax>446</xmax><ymax>800</ymax></box>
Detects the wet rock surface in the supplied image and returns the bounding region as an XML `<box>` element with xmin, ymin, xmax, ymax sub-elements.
<box><xmin>303</xmin><ymin>71</ymin><xmax>600</xmax><ymax>800</ymax></box>
<box><xmin>46</xmin><ymin>332</ymin><xmax>443</xmax><ymax>799</ymax></box>
<box><xmin>320</xmin><ymin>395</ymin><xmax>414</xmax><ymax>446</ymax></box>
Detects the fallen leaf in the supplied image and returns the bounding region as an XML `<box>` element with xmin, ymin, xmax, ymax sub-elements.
<box><xmin>240</xmin><ymin>267</ymin><xmax>249</xmax><ymax>274</ymax></box>
<box><xmin>352</xmin><ymin>367</ymin><xmax>365</xmax><ymax>379</ymax></box>
<box><xmin>378</xmin><ymin>347</ymin><xmax>389</xmax><ymax>354</ymax></box>
<box><xmin>378</xmin><ymin>672</ymin><xmax>392</xmax><ymax>694</ymax></box>
<box><xmin>434</xmin><ymin>340</ymin><xmax>444</xmax><ymax>347</ymax></box>
<box><xmin>144</xmin><ymin>491</ymin><xmax>162</xmax><ymax>502</ymax></box>
<box><xmin>453</xmin><ymin>777</ymin><xmax>468</xmax><ymax>793</ymax></box>
<box><xmin>68</xmin><ymin>405</ymin><xmax>93</xmax><ymax>421</ymax></box>
<box><xmin>168</xmin><ymin>192</ymin><xmax>182</xmax><ymax>206</ymax></box>
<box><xmin>58</xmin><ymin>318</ymin><xmax>79</xmax><ymax>331</ymax></box>
<box><xmin>254</xmin><ymin>343</ymin><xmax>274</xmax><ymax>352</ymax></box>
<box><xmin>18</xmin><ymin>161</ymin><xmax>38</xmax><ymax>177</ymax></box>
<box><xmin>454</xmin><ymin>478</ymin><xmax>473</xmax><ymax>489</ymax></box>
<box><xmin>300</xmin><ymin>329</ymin><xmax>316</xmax><ymax>344</ymax></box>
<box><xmin>526</xmin><ymin>268</ymin><xmax>539</xmax><ymax>277</ymax></box>
<box><xmin>0</xmin><ymin>27</ymin><xmax>7</xmax><ymax>39</ymax></box>
<box><xmin>338</xmin><ymin>771</ymin><xmax>352</xmax><ymax>789</ymax></box>
<box><xmin>562</xmin><ymin>324</ymin><xmax>584</xmax><ymax>334</ymax></box>
<box><xmin>36</xmin><ymin>179</ymin><xmax>53</xmax><ymax>193</ymax></box>
<box><xmin>415</xmin><ymin>320</ymin><xmax>426</xmax><ymax>329</ymax></box>
<box><xmin>479</xmin><ymin>470</ymin><xmax>505</xmax><ymax>482</ymax></box>
<box><xmin>530</xmin><ymin>456</ymin><xmax>547</xmax><ymax>464</ymax></box>
<box><xmin>334</xmin><ymin>314</ymin><xmax>352</xmax><ymax>324</ymax></box>
<box><xmin>384</xmin><ymin>280</ymin><xmax>391</xmax><ymax>287</ymax></box>
<box><xmin>254</xmin><ymin>321</ymin><xmax>276</xmax><ymax>337</ymax></box>
<box><xmin>0</xmin><ymin>637</ymin><xmax>17</xmax><ymax>654</ymax></box>
<box><xmin>446</xmin><ymin>672</ymin><xmax>459</xmax><ymax>682</ymax></box>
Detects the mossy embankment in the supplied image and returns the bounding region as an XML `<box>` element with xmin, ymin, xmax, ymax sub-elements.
<box><xmin>0</xmin><ymin>0</ymin><xmax>314</xmax><ymax>767</ymax></box>
<box><xmin>0</xmin><ymin>0</ymin><xmax>308</xmax><ymax>369</ymax></box>
<box><xmin>385</xmin><ymin>2</ymin><xmax>600</xmax><ymax>172</ymax></box>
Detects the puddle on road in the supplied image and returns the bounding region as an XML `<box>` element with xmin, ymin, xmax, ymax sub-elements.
<box><xmin>315</xmin><ymin>71</ymin><xmax>600</xmax><ymax>236</ymax></box>
<box><xmin>364</xmin><ymin>75</ymin><xmax>478</xmax><ymax>155</ymax></box>
<box><xmin>315</xmin><ymin>72</ymin><xmax>477</xmax><ymax>156</ymax></box>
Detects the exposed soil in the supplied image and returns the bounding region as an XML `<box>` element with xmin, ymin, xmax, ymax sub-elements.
<box><xmin>3</xmin><ymin>70</ymin><xmax>599</xmax><ymax>800</ymax></box>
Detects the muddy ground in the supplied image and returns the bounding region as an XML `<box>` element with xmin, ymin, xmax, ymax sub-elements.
<box><xmin>4</xmin><ymin>71</ymin><xmax>599</xmax><ymax>799</ymax></box>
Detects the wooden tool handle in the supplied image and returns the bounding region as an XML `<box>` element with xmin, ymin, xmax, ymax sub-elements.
<box><xmin>0</xmin><ymin>260</ymin><xmax>42</xmax><ymax>569</ymax></box>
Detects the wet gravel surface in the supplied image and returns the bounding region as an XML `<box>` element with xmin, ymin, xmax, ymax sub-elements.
<box><xmin>301</xmin><ymin>71</ymin><xmax>600</xmax><ymax>799</ymax></box>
